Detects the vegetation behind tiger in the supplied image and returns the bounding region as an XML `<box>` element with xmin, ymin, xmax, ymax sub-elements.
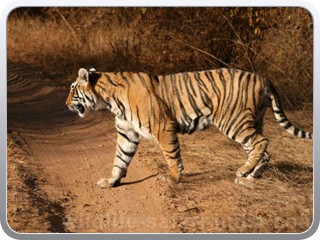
<box><xmin>7</xmin><ymin>7</ymin><xmax>313</xmax><ymax>109</ymax></box>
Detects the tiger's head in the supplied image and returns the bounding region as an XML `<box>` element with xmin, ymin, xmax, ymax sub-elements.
<box><xmin>66</xmin><ymin>68</ymin><xmax>99</xmax><ymax>118</ymax></box>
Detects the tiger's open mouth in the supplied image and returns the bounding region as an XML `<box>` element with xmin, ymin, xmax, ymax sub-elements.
<box><xmin>69</xmin><ymin>104</ymin><xmax>85</xmax><ymax>116</ymax></box>
<box><xmin>76</xmin><ymin>104</ymin><xmax>85</xmax><ymax>114</ymax></box>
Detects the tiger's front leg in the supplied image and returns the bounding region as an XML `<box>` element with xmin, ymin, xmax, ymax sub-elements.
<box><xmin>155</xmin><ymin>130</ymin><xmax>184</xmax><ymax>184</ymax></box>
<box><xmin>97</xmin><ymin>119</ymin><xmax>141</xmax><ymax>188</ymax></box>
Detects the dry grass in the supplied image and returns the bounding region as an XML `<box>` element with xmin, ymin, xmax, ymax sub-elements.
<box><xmin>7</xmin><ymin>8</ymin><xmax>312</xmax><ymax>109</ymax></box>
<box><xmin>252</xmin><ymin>8</ymin><xmax>313</xmax><ymax>107</ymax></box>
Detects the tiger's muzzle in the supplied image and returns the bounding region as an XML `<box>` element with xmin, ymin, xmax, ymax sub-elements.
<box><xmin>68</xmin><ymin>103</ymin><xmax>85</xmax><ymax>117</ymax></box>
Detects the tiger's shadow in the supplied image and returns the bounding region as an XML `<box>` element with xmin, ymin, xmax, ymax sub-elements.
<box><xmin>115</xmin><ymin>173</ymin><xmax>158</xmax><ymax>187</ymax></box>
<box><xmin>179</xmin><ymin>161</ymin><xmax>313</xmax><ymax>186</ymax></box>
<box><xmin>266</xmin><ymin>161</ymin><xmax>313</xmax><ymax>185</ymax></box>
<box><xmin>114</xmin><ymin>161</ymin><xmax>312</xmax><ymax>187</ymax></box>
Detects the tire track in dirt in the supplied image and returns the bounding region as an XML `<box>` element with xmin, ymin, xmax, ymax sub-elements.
<box><xmin>7</xmin><ymin>63</ymin><xmax>173</xmax><ymax>233</ymax></box>
<box><xmin>7</xmin><ymin>133</ymin><xmax>69</xmax><ymax>233</ymax></box>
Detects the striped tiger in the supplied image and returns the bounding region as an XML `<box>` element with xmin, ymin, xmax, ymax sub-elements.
<box><xmin>66</xmin><ymin>67</ymin><xmax>312</xmax><ymax>188</ymax></box>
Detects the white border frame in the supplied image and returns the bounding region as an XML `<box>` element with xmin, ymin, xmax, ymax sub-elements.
<box><xmin>1</xmin><ymin>1</ymin><xmax>319</xmax><ymax>239</ymax></box>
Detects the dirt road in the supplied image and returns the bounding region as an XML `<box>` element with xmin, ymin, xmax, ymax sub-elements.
<box><xmin>7</xmin><ymin>63</ymin><xmax>313</xmax><ymax>233</ymax></box>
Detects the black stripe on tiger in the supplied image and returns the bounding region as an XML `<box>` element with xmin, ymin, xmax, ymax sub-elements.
<box><xmin>118</xmin><ymin>145</ymin><xmax>136</xmax><ymax>158</ymax></box>
<box><xmin>116</xmin><ymin>154</ymin><xmax>130</xmax><ymax>165</ymax></box>
<box><xmin>165</xmin><ymin>150</ymin><xmax>181</xmax><ymax>160</ymax></box>
<box><xmin>265</xmin><ymin>82</ymin><xmax>312</xmax><ymax>139</ymax></box>
<box><xmin>221</xmin><ymin>71</ymin><xmax>246</xmax><ymax>133</ymax></box>
<box><xmin>117</xmin><ymin>130</ymin><xmax>139</xmax><ymax>145</ymax></box>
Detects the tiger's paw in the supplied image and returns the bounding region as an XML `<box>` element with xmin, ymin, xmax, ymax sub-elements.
<box><xmin>97</xmin><ymin>178</ymin><xmax>110</xmax><ymax>188</ymax></box>
<box><xmin>235</xmin><ymin>176</ymin><xmax>255</xmax><ymax>186</ymax></box>
<box><xmin>157</xmin><ymin>174</ymin><xmax>180</xmax><ymax>188</ymax></box>
<box><xmin>236</xmin><ymin>166</ymin><xmax>251</xmax><ymax>178</ymax></box>
<box><xmin>237</xmin><ymin>154</ymin><xmax>270</xmax><ymax>179</ymax></box>
<box><xmin>97</xmin><ymin>178</ymin><xmax>121</xmax><ymax>188</ymax></box>
<box><xmin>157</xmin><ymin>174</ymin><xmax>168</xmax><ymax>182</ymax></box>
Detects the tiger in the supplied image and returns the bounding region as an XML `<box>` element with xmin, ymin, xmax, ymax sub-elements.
<box><xmin>66</xmin><ymin>67</ymin><xmax>313</xmax><ymax>188</ymax></box>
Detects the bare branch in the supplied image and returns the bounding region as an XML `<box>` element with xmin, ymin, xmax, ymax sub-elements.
<box><xmin>55</xmin><ymin>8</ymin><xmax>82</xmax><ymax>46</ymax></box>
<box><xmin>222</xmin><ymin>14</ymin><xmax>255</xmax><ymax>72</ymax></box>
<box><xmin>169</xmin><ymin>34</ymin><xmax>232</xmax><ymax>68</ymax></box>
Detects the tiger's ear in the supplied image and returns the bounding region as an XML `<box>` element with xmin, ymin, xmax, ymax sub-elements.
<box><xmin>78</xmin><ymin>68</ymin><xmax>89</xmax><ymax>82</ymax></box>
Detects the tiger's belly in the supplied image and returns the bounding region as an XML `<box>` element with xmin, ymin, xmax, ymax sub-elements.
<box><xmin>197</xmin><ymin>115</ymin><xmax>213</xmax><ymax>130</ymax></box>
<box><xmin>178</xmin><ymin>114</ymin><xmax>213</xmax><ymax>134</ymax></box>
<box><xmin>120</xmin><ymin>113</ymin><xmax>213</xmax><ymax>140</ymax></box>
<box><xmin>129</xmin><ymin>121</ymin><xmax>154</xmax><ymax>140</ymax></box>
<box><xmin>135</xmin><ymin>126</ymin><xmax>154</xmax><ymax>140</ymax></box>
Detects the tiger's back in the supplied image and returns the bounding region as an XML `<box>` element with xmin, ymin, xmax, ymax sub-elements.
<box><xmin>158</xmin><ymin>69</ymin><xmax>269</xmax><ymax>138</ymax></box>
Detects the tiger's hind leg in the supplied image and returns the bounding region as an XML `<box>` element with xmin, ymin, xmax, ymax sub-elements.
<box><xmin>232</xmin><ymin>103</ymin><xmax>270</xmax><ymax>182</ymax></box>
<box><xmin>246</xmin><ymin>151</ymin><xmax>270</xmax><ymax>179</ymax></box>
<box><xmin>243</xmin><ymin>105</ymin><xmax>270</xmax><ymax>179</ymax></box>
<box><xmin>235</xmin><ymin>133</ymin><xmax>269</xmax><ymax>179</ymax></box>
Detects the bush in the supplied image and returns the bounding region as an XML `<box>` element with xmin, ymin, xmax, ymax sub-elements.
<box><xmin>7</xmin><ymin>7</ymin><xmax>313</xmax><ymax>108</ymax></box>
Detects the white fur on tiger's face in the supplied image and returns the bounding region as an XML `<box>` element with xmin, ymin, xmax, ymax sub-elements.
<box><xmin>66</xmin><ymin>67</ymin><xmax>312</xmax><ymax>188</ymax></box>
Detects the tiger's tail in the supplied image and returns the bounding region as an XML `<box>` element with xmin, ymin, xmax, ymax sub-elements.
<box><xmin>265</xmin><ymin>83</ymin><xmax>313</xmax><ymax>139</ymax></box>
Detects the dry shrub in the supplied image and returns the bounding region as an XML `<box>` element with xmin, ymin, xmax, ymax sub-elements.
<box><xmin>7</xmin><ymin>8</ymin><xmax>232</xmax><ymax>73</ymax></box>
<box><xmin>253</xmin><ymin>8</ymin><xmax>313</xmax><ymax>107</ymax></box>
<box><xmin>7</xmin><ymin>7</ymin><xmax>313</xmax><ymax>108</ymax></box>
<box><xmin>7</xmin><ymin>13</ymin><xmax>81</xmax><ymax>71</ymax></box>
<box><xmin>223</xmin><ymin>8</ymin><xmax>313</xmax><ymax>108</ymax></box>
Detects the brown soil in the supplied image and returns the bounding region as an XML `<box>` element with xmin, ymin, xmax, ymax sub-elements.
<box><xmin>7</xmin><ymin>62</ymin><xmax>313</xmax><ymax>233</ymax></box>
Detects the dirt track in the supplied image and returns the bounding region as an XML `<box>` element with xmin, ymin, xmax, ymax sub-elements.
<box><xmin>7</xmin><ymin>63</ymin><xmax>313</xmax><ymax>233</ymax></box>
